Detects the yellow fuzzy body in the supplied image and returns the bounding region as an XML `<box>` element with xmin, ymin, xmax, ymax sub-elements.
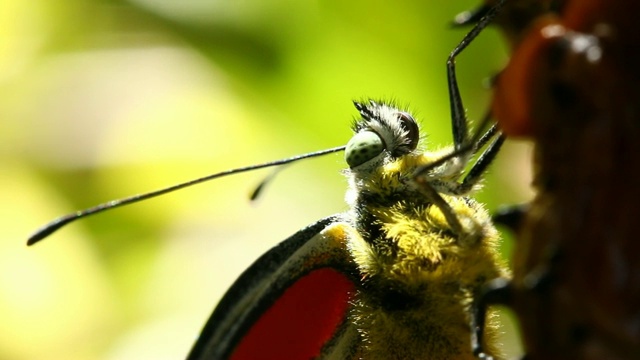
<box><xmin>345</xmin><ymin>150</ymin><xmax>508</xmax><ymax>359</ymax></box>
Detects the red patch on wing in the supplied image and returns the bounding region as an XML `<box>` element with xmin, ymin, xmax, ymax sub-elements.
<box><xmin>231</xmin><ymin>268</ymin><xmax>355</xmax><ymax>359</ymax></box>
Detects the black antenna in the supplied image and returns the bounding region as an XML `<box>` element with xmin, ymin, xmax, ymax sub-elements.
<box><xmin>28</xmin><ymin>145</ymin><xmax>346</xmax><ymax>246</ymax></box>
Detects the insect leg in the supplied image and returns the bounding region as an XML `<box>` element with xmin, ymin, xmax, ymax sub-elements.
<box><xmin>471</xmin><ymin>277</ymin><xmax>514</xmax><ymax>360</ymax></box>
<box><xmin>413</xmin><ymin>1</ymin><xmax>507</xmax><ymax>240</ymax></box>
<box><xmin>414</xmin><ymin>178</ymin><xmax>466</xmax><ymax>236</ymax></box>
<box><xmin>448</xmin><ymin>0</ymin><xmax>506</xmax><ymax>150</ymax></box>
<box><xmin>449</xmin><ymin>132</ymin><xmax>506</xmax><ymax>196</ymax></box>
<box><xmin>473</xmin><ymin>123</ymin><xmax>500</xmax><ymax>154</ymax></box>
<box><xmin>416</xmin><ymin>110</ymin><xmax>504</xmax><ymax>198</ymax></box>
<box><xmin>493</xmin><ymin>204</ymin><xmax>530</xmax><ymax>233</ymax></box>
<box><xmin>452</xmin><ymin>4</ymin><xmax>493</xmax><ymax>27</ymax></box>
<box><xmin>414</xmin><ymin>107</ymin><xmax>494</xmax><ymax>181</ymax></box>
<box><xmin>412</xmin><ymin>112</ymin><xmax>499</xmax><ymax>238</ymax></box>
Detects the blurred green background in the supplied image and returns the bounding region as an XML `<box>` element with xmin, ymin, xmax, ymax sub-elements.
<box><xmin>0</xmin><ymin>0</ymin><xmax>533</xmax><ymax>359</ymax></box>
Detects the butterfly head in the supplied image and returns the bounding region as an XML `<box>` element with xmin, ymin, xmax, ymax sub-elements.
<box><xmin>345</xmin><ymin>100</ymin><xmax>421</xmax><ymax>170</ymax></box>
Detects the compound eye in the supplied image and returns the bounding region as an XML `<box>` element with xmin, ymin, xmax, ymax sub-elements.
<box><xmin>345</xmin><ymin>131</ymin><xmax>385</xmax><ymax>168</ymax></box>
<box><xmin>396</xmin><ymin>112</ymin><xmax>419</xmax><ymax>151</ymax></box>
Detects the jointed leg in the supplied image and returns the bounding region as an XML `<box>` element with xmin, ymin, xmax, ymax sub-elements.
<box><xmin>448</xmin><ymin>0</ymin><xmax>507</xmax><ymax>150</ymax></box>
<box><xmin>451</xmin><ymin>133</ymin><xmax>505</xmax><ymax>195</ymax></box>
<box><xmin>471</xmin><ymin>278</ymin><xmax>513</xmax><ymax>360</ymax></box>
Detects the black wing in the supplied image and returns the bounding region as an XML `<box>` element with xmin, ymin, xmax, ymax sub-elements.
<box><xmin>186</xmin><ymin>215</ymin><xmax>357</xmax><ymax>359</ymax></box>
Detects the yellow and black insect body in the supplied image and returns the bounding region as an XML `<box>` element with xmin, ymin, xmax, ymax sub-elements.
<box><xmin>339</xmin><ymin>101</ymin><xmax>509</xmax><ymax>359</ymax></box>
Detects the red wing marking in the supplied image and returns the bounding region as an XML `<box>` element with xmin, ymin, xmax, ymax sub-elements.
<box><xmin>231</xmin><ymin>268</ymin><xmax>355</xmax><ymax>359</ymax></box>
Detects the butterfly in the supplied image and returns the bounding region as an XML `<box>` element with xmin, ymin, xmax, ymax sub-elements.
<box><xmin>27</xmin><ymin>2</ymin><xmax>509</xmax><ymax>359</ymax></box>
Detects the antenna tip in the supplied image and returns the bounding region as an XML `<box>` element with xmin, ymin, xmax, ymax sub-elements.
<box><xmin>27</xmin><ymin>216</ymin><xmax>75</xmax><ymax>246</ymax></box>
<box><xmin>27</xmin><ymin>232</ymin><xmax>46</xmax><ymax>246</ymax></box>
